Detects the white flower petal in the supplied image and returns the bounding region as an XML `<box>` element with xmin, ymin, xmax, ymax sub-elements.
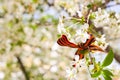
<box><xmin>74</xmin><ymin>55</ymin><xmax>79</xmax><ymax>61</ymax></box>
<box><xmin>75</xmin><ymin>30</ymin><xmax>90</xmax><ymax>43</ymax></box>
<box><xmin>66</xmin><ymin>67</ymin><xmax>71</xmax><ymax>74</ymax></box>
<box><xmin>72</xmin><ymin>68</ymin><xmax>77</xmax><ymax>74</ymax></box>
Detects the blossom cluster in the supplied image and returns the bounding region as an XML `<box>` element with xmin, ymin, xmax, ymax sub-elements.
<box><xmin>57</xmin><ymin>1</ymin><xmax>120</xmax><ymax>80</ymax></box>
<box><xmin>57</xmin><ymin>17</ymin><xmax>109</xmax><ymax>80</ymax></box>
<box><xmin>0</xmin><ymin>0</ymin><xmax>120</xmax><ymax>80</ymax></box>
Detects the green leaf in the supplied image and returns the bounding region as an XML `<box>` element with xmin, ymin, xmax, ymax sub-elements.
<box><xmin>32</xmin><ymin>0</ymin><xmax>38</xmax><ymax>3</ymax></box>
<box><xmin>87</xmin><ymin>3</ymin><xmax>93</xmax><ymax>9</ymax></box>
<box><xmin>30</xmin><ymin>24</ymin><xmax>37</xmax><ymax>30</ymax></box>
<box><xmin>71</xmin><ymin>17</ymin><xmax>85</xmax><ymax>24</ymax></box>
<box><xmin>57</xmin><ymin>34</ymin><xmax>61</xmax><ymax>38</ymax></box>
<box><xmin>80</xmin><ymin>17</ymin><xmax>85</xmax><ymax>24</ymax></box>
<box><xmin>101</xmin><ymin>49</ymin><xmax>114</xmax><ymax>67</ymax></box>
<box><xmin>103</xmin><ymin>75</ymin><xmax>112</xmax><ymax>80</ymax></box>
<box><xmin>80</xmin><ymin>50</ymin><xmax>88</xmax><ymax>54</ymax></box>
<box><xmin>7</xmin><ymin>21</ymin><xmax>13</xmax><ymax>28</ymax></box>
<box><xmin>89</xmin><ymin>13</ymin><xmax>96</xmax><ymax>19</ymax></box>
<box><xmin>91</xmin><ymin>70</ymin><xmax>101</xmax><ymax>78</ymax></box>
<box><xmin>98</xmin><ymin>77</ymin><xmax>102</xmax><ymax>80</ymax></box>
<box><xmin>102</xmin><ymin>71</ymin><xmax>112</xmax><ymax>80</ymax></box>
<box><xmin>102</xmin><ymin>69</ymin><xmax>113</xmax><ymax>77</ymax></box>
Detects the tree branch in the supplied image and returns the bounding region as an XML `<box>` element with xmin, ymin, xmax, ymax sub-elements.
<box><xmin>16</xmin><ymin>55</ymin><xmax>30</xmax><ymax>80</ymax></box>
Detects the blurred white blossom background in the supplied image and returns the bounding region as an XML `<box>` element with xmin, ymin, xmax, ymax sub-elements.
<box><xmin>0</xmin><ymin>0</ymin><xmax>120</xmax><ymax>80</ymax></box>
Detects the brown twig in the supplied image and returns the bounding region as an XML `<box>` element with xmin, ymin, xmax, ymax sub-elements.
<box><xmin>16</xmin><ymin>55</ymin><xmax>30</xmax><ymax>80</ymax></box>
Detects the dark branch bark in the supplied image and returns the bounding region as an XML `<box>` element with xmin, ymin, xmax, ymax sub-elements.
<box><xmin>16</xmin><ymin>56</ymin><xmax>30</xmax><ymax>80</ymax></box>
